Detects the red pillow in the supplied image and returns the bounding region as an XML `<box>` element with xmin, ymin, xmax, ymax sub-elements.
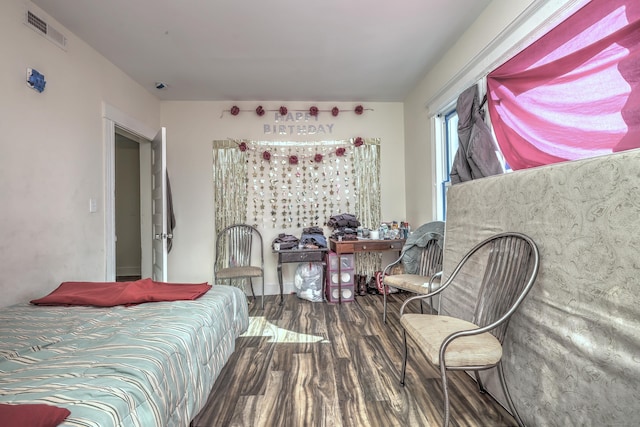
<box><xmin>30</xmin><ymin>278</ymin><xmax>211</xmax><ymax>307</ymax></box>
<box><xmin>0</xmin><ymin>403</ymin><xmax>70</xmax><ymax>427</ymax></box>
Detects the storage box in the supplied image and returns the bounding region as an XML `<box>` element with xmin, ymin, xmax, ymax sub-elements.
<box><xmin>325</xmin><ymin>284</ymin><xmax>355</xmax><ymax>303</ymax></box>
<box><xmin>325</xmin><ymin>252</ymin><xmax>355</xmax><ymax>302</ymax></box>
<box><xmin>328</xmin><ymin>253</ymin><xmax>355</xmax><ymax>270</ymax></box>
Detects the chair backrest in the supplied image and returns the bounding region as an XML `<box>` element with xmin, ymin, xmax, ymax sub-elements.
<box><xmin>401</xmin><ymin>221</ymin><xmax>445</xmax><ymax>275</ymax></box>
<box><xmin>214</xmin><ymin>224</ymin><xmax>263</xmax><ymax>271</ymax></box>
<box><xmin>417</xmin><ymin>239</ymin><xmax>444</xmax><ymax>277</ymax></box>
<box><xmin>445</xmin><ymin>232</ymin><xmax>539</xmax><ymax>343</ymax></box>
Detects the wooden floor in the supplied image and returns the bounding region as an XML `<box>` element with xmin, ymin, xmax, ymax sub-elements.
<box><xmin>115</xmin><ymin>275</ymin><xmax>141</xmax><ymax>282</ymax></box>
<box><xmin>191</xmin><ymin>292</ymin><xmax>517</xmax><ymax>427</ymax></box>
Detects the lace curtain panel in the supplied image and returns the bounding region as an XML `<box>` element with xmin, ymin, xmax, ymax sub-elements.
<box><xmin>212</xmin><ymin>140</ymin><xmax>248</xmax><ymax>232</ymax></box>
<box><xmin>212</xmin><ymin>141</ymin><xmax>249</xmax><ymax>289</ymax></box>
<box><xmin>351</xmin><ymin>140</ymin><xmax>383</xmax><ymax>276</ymax></box>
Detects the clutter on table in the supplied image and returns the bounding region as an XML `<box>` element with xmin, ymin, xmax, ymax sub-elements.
<box><xmin>377</xmin><ymin>221</ymin><xmax>410</xmax><ymax>240</ymax></box>
<box><xmin>299</xmin><ymin>226</ymin><xmax>327</xmax><ymax>249</ymax></box>
<box><xmin>272</xmin><ymin>233</ymin><xmax>299</xmax><ymax>250</ymax></box>
<box><xmin>272</xmin><ymin>227</ymin><xmax>328</xmax><ymax>251</ymax></box>
<box><xmin>326</xmin><ymin>213</ymin><xmax>360</xmax><ymax>241</ymax></box>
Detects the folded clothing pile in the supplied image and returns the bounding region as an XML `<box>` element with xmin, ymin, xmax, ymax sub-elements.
<box><xmin>272</xmin><ymin>233</ymin><xmax>299</xmax><ymax>250</ymax></box>
<box><xmin>326</xmin><ymin>213</ymin><xmax>360</xmax><ymax>241</ymax></box>
<box><xmin>299</xmin><ymin>226</ymin><xmax>327</xmax><ymax>249</ymax></box>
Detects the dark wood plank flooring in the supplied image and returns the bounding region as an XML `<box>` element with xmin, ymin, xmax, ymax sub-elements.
<box><xmin>191</xmin><ymin>292</ymin><xmax>516</xmax><ymax>427</ymax></box>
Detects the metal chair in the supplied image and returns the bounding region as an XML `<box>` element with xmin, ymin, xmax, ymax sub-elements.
<box><xmin>399</xmin><ymin>232</ymin><xmax>539</xmax><ymax>427</ymax></box>
<box><xmin>382</xmin><ymin>221</ymin><xmax>445</xmax><ymax>323</ymax></box>
<box><xmin>214</xmin><ymin>224</ymin><xmax>265</xmax><ymax>309</ymax></box>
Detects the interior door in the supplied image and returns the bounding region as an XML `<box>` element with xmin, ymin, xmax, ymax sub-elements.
<box><xmin>151</xmin><ymin>128</ymin><xmax>168</xmax><ymax>282</ymax></box>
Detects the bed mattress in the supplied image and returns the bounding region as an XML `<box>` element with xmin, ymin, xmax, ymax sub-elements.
<box><xmin>0</xmin><ymin>285</ymin><xmax>249</xmax><ymax>426</ymax></box>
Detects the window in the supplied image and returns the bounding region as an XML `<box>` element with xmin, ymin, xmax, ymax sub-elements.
<box><xmin>439</xmin><ymin>109</ymin><xmax>458</xmax><ymax>220</ymax></box>
<box><xmin>435</xmin><ymin>86</ymin><xmax>510</xmax><ymax>220</ymax></box>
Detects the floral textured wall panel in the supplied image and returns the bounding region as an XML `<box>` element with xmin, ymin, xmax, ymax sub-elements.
<box><xmin>213</xmin><ymin>138</ymin><xmax>379</xmax><ymax>232</ymax></box>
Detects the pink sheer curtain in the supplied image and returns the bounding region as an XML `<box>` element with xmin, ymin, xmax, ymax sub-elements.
<box><xmin>487</xmin><ymin>0</ymin><xmax>640</xmax><ymax>170</ymax></box>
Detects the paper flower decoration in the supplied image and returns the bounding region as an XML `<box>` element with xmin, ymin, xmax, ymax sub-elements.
<box><xmin>256</xmin><ymin>106</ymin><xmax>265</xmax><ymax>116</ymax></box>
<box><xmin>238</xmin><ymin>142</ymin><xmax>248</xmax><ymax>151</ymax></box>
<box><xmin>262</xmin><ymin>150</ymin><xmax>271</xmax><ymax>161</ymax></box>
<box><xmin>314</xmin><ymin>153</ymin><xmax>323</xmax><ymax>163</ymax></box>
<box><xmin>331</xmin><ymin>107</ymin><xmax>340</xmax><ymax>117</ymax></box>
<box><xmin>336</xmin><ymin>147</ymin><xmax>346</xmax><ymax>156</ymax></box>
<box><xmin>354</xmin><ymin>137</ymin><xmax>364</xmax><ymax>147</ymax></box>
<box><xmin>355</xmin><ymin>105</ymin><xmax>364</xmax><ymax>115</ymax></box>
<box><xmin>279</xmin><ymin>106</ymin><xmax>288</xmax><ymax>115</ymax></box>
<box><xmin>309</xmin><ymin>106</ymin><xmax>319</xmax><ymax>116</ymax></box>
<box><xmin>230</xmin><ymin>106</ymin><xmax>240</xmax><ymax>116</ymax></box>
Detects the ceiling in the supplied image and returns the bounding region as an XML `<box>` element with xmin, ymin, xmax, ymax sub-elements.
<box><xmin>33</xmin><ymin>0</ymin><xmax>492</xmax><ymax>102</ymax></box>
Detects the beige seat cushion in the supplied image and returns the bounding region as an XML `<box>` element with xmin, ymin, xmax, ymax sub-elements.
<box><xmin>384</xmin><ymin>274</ymin><xmax>441</xmax><ymax>294</ymax></box>
<box><xmin>400</xmin><ymin>314</ymin><xmax>502</xmax><ymax>367</ymax></box>
<box><xmin>216</xmin><ymin>266</ymin><xmax>263</xmax><ymax>279</ymax></box>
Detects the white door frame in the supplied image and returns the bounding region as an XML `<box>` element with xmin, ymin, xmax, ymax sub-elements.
<box><xmin>102</xmin><ymin>103</ymin><xmax>157</xmax><ymax>281</ymax></box>
<box><xmin>151</xmin><ymin>128</ymin><xmax>168</xmax><ymax>282</ymax></box>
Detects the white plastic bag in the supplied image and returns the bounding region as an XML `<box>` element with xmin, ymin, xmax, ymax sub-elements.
<box><xmin>294</xmin><ymin>262</ymin><xmax>324</xmax><ymax>302</ymax></box>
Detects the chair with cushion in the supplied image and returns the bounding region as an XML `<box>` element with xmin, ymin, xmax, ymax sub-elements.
<box><xmin>214</xmin><ymin>224</ymin><xmax>265</xmax><ymax>309</ymax></box>
<box><xmin>382</xmin><ymin>221</ymin><xmax>445</xmax><ymax>323</ymax></box>
<box><xmin>399</xmin><ymin>232</ymin><xmax>539</xmax><ymax>427</ymax></box>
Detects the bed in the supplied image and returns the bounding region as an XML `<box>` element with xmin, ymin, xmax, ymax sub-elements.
<box><xmin>0</xmin><ymin>282</ymin><xmax>249</xmax><ymax>426</ymax></box>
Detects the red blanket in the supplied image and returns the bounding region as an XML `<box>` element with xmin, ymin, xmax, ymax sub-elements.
<box><xmin>30</xmin><ymin>278</ymin><xmax>211</xmax><ymax>307</ymax></box>
<box><xmin>0</xmin><ymin>403</ymin><xmax>70</xmax><ymax>427</ymax></box>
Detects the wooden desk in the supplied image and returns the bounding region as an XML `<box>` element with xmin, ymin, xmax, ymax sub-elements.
<box><xmin>329</xmin><ymin>238</ymin><xmax>405</xmax><ymax>254</ymax></box>
<box><xmin>329</xmin><ymin>238</ymin><xmax>405</xmax><ymax>302</ymax></box>
<box><xmin>273</xmin><ymin>248</ymin><xmax>328</xmax><ymax>304</ymax></box>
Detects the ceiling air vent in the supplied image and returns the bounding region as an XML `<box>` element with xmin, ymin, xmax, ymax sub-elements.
<box><xmin>25</xmin><ymin>9</ymin><xmax>67</xmax><ymax>50</ymax></box>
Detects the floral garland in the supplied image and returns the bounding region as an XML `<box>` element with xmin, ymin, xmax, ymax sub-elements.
<box><xmin>222</xmin><ymin>104</ymin><xmax>372</xmax><ymax>117</ymax></box>
<box><xmin>236</xmin><ymin>137</ymin><xmax>366</xmax><ymax>163</ymax></box>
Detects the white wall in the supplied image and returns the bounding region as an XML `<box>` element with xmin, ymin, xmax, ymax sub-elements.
<box><xmin>160</xmin><ymin>101</ymin><xmax>405</xmax><ymax>294</ymax></box>
<box><xmin>0</xmin><ymin>0</ymin><xmax>160</xmax><ymax>306</ymax></box>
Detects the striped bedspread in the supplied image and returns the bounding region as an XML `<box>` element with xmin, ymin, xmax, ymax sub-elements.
<box><xmin>0</xmin><ymin>285</ymin><xmax>249</xmax><ymax>426</ymax></box>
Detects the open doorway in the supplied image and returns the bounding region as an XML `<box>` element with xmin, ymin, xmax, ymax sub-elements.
<box><xmin>113</xmin><ymin>126</ymin><xmax>152</xmax><ymax>281</ymax></box>
<box><xmin>103</xmin><ymin>103</ymin><xmax>162</xmax><ymax>282</ymax></box>
<box><xmin>115</xmin><ymin>132</ymin><xmax>142</xmax><ymax>281</ymax></box>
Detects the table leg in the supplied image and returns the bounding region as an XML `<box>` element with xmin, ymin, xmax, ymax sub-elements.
<box><xmin>337</xmin><ymin>255</ymin><xmax>342</xmax><ymax>304</ymax></box>
<box><xmin>321</xmin><ymin>258</ymin><xmax>327</xmax><ymax>302</ymax></box>
<box><xmin>277</xmin><ymin>257</ymin><xmax>284</xmax><ymax>305</ymax></box>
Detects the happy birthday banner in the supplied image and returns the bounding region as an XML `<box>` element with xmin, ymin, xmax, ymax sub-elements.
<box><xmin>264</xmin><ymin>112</ymin><xmax>334</xmax><ymax>136</ymax></box>
<box><xmin>221</xmin><ymin>104</ymin><xmax>372</xmax><ymax>136</ymax></box>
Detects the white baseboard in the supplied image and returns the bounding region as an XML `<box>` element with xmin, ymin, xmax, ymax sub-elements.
<box><xmin>235</xmin><ymin>282</ymin><xmax>294</xmax><ymax>297</ymax></box>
